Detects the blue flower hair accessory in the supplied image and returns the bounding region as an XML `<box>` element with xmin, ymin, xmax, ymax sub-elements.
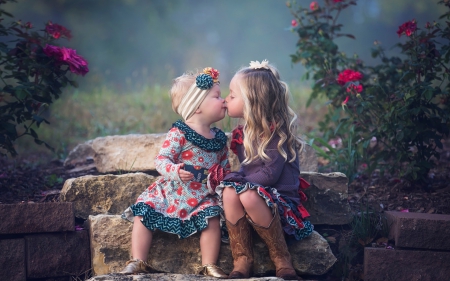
<box><xmin>196</xmin><ymin>73</ymin><xmax>214</xmax><ymax>90</ymax></box>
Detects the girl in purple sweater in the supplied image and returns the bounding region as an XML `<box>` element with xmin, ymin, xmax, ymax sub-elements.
<box><xmin>217</xmin><ymin>60</ymin><xmax>313</xmax><ymax>280</ymax></box>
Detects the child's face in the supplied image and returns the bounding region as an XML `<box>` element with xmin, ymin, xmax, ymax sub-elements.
<box><xmin>226</xmin><ymin>75</ymin><xmax>244</xmax><ymax>118</ymax></box>
<box><xmin>197</xmin><ymin>84</ymin><xmax>226</xmax><ymax>123</ymax></box>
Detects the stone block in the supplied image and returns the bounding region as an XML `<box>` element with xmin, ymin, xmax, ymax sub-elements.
<box><xmin>386</xmin><ymin>211</ymin><xmax>450</xmax><ymax>250</ymax></box>
<box><xmin>88</xmin><ymin>214</ymin><xmax>336</xmax><ymax>276</ymax></box>
<box><xmin>64</xmin><ymin>134</ymin><xmax>318</xmax><ymax>174</ymax></box>
<box><xmin>0</xmin><ymin>203</ymin><xmax>74</xmax><ymax>234</ymax></box>
<box><xmin>301</xmin><ymin>172</ymin><xmax>353</xmax><ymax>225</ymax></box>
<box><xmin>0</xmin><ymin>238</ymin><xmax>26</xmax><ymax>281</ymax></box>
<box><xmin>60</xmin><ymin>173</ymin><xmax>157</xmax><ymax>219</ymax></box>
<box><xmin>26</xmin><ymin>230</ymin><xmax>91</xmax><ymax>278</ymax></box>
<box><xmin>364</xmin><ymin>247</ymin><xmax>450</xmax><ymax>281</ymax></box>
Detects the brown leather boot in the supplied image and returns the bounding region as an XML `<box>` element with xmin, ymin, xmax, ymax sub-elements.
<box><xmin>226</xmin><ymin>215</ymin><xmax>254</xmax><ymax>278</ymax></box>
<box><xmin>248</xmin><ymin>208</ymin><xmax>301</xmax><ymax>280</ymax></box>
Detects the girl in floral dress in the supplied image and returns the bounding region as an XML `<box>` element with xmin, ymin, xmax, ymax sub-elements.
<box><xmin>120</xmin><ymin>67</ymin><xmax>229</xmax><ymax>278</ymax></box>
<box><xmin>218</xmin><ymin>60</ymin><xmax>314</xmax><ymax>280</ymax></box>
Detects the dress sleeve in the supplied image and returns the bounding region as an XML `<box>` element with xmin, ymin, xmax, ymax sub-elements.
<box><xmin>155</xmin><ymin>128</ymin><xmax>184</xmax><ymax>182</ymax></box>
<box><xmin>241</xmin><ymin>147</ymin><xmax>286</xmax><ymax>186</ymax></box>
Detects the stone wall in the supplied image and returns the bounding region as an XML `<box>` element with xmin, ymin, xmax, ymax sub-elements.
<box><xmin>0</xmin><ymin>203</ymin><xmax>91</xmax><ymax>281</ymax></box>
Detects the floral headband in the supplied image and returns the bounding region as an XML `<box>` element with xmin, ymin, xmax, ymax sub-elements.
<box><xmin>249</xmin><ymin>59</ymin><xmax>269</xmax><ymax>70</ymax></box>
<box><xmin>177</xmin><ymin>67</ymin><xmax>220</xmax><ymax>121</ymax></box>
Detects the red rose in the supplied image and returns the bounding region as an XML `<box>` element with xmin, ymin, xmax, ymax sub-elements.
<box><xmin>291</xmin><ymin>19</ymin><xmax>298</xmax><ymax>27</ymax></box>
<box><xmin>309</xmin><ymin>1</ymin><xmax>319</xmax><ymax>11</ymax></box>
<box><xmin>337</xmin><ymin>69</ymin><xmax>363</xmax><ymax>85</ymax></box>
<box><xmin>230</xmin><ymin>126</ymin><xmax>244</xmax><ymax>155</ymax></box>
<box><xmin>346</xmin><ymin>84</ymin><xmax>363</xmax><ymax>93</ymax></box>
<box><xmin>397</xmin><ymin>19</ymin><xmax>417</xmax><ymax>37</ymax></box>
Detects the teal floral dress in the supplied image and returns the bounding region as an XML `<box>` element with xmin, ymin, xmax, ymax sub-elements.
<box><xmin>122</xmin><ymin>121</ymin><xmax>230</xmax><ymax>239</ymax></box>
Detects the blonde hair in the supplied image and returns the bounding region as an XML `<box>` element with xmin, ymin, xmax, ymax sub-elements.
<box><xmin>235</xmin><ymin>64</ymin><xmax>303</xmax><ymax>165</ymax></box>
<box><xmin>169</xmin><ymin>73</ymin><xmax>196</xmax><ymax>114</ymax></box>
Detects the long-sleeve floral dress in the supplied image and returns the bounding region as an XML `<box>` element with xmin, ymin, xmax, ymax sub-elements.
<box><xmin>216</xmin><ymin>126</ymin><xmax>313</xmax><ymax>241</ymax></box>
<box><xmin>122</xmin><ymin>120</ymin><xmax>230</xmax><ymax>239</ymax></box>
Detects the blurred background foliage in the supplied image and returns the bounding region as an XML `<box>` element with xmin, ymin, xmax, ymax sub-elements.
<box><xmin>1</xmin><ymin>0</ymin><xmax>442</xmax><ymax>158</ymax></box>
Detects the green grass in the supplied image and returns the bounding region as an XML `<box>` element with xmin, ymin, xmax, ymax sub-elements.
<box><xmin>12</xmin><ymin>82</ymin><xmax>328</xmax><ymax>159</ymax></box>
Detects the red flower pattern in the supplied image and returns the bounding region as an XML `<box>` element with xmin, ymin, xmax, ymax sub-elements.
<box><xmin>187</xmin><ymin>198</ymin><xmax>198</xmax><ymax>207</ymax></box>
<box><xmin>181</xmin><ymin>150</ymin><xmax>194</xmax><ymax>160</ymax></box>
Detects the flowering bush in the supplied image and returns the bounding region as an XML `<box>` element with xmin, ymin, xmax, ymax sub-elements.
<box><xmin>0</xmin><ymin>1</ymin><xmax>88</xmax><ymax>157</ymax></box>
<box><xmin>289</xmin><ymin>0</ymin><xmax>450</xmax><ymax>182</ymax></box>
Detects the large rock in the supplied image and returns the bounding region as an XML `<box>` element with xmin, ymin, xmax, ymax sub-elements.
<box><xmin>64</xmin><ymin>134</ymin><xmax>318</xmax><ymax>174</ymax></box>
<box><xmin>88</xmin><ymin>215</ymin><xmax>336</xmax><ymax>277</ymax></box>
<box><xmin>301</xmin><ymin>172</ymin><xmax>353</xmax><ymax>225</ymax></box>
<box><xmin>60</xmin><ymin>173</ymin><xmax>157</xmax><ymax>219</ymax></box>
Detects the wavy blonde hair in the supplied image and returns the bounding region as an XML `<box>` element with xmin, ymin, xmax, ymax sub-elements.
<box><xmin>235</xmin><ymin>64</ymin><xmax>303</xmax><ymax>165</ymax></box>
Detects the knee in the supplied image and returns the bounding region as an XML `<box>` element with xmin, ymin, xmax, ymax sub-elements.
<box><xmin>223</xmin><ymin>187</ymin><xmax>240</xmax><ymax>204</ymax></box>
<box><xmin>239</xmin><ymin>190</ymin><xmax>262</xmax><ymax>210</ymax></box>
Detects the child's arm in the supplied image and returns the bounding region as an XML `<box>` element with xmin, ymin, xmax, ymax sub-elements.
<box><xmin>155</xmin><ymin>128</ymin><xmax>186</xmax><ymax>182</ymax></box>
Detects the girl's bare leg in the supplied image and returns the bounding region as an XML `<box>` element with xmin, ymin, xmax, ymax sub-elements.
<box><xmin>200</xmin><ymin>216</ymin><xmax>221</xmax><ymax>264</ymax></box>
<box><xmin>131</xmin><ymin>216</ymin><xmax>153</xmax><ymax>260</ymax></box>
<box><xmin>239</xmin><ymin>189</ymin><xmax>272</xmax><ymax>227</ymax></box>
<box><xmin>222</xmin><ymin>187</ymin><xmax>245</xmax><ymax>223</ymax></box>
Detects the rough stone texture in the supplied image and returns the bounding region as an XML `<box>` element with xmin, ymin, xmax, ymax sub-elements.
<box><xmin>0</xmin><ymin>203</ymin><xmax>74</xmax><ymax>234</ymax></box>
<box><xmin>300</xmin><ymin>172</ymin><xmax>352</xmax><ymax>225</ymax></box>
<box><xmin>299</xmin><ymin>144</ymin><xmax>319</xmax><ymax>173</ymax></box>
<box><xmin>88</xmin><ymin>274</ymin><xmax>300</xmax><ymax>281</ymax></box>
<box><xmin>364</xmin><ymin>247</ymin><xmax>450</xmax><ymax>281</ymax></box>
<box><xmin>60</xmin><ymin>173</ymin><xmax>157</xmax><ymax>219</ymax></box>
<box><xmin>88</xmin><ymin>215</ymin><xmax>336</xmax><ymax>277</ymax></box>
<box><xmin>385</xmin><ymin>211</ymin><xmax>450</xmax><ymax>250</ymax></box>
<box><xmin>64</xmin><ymin>134</ymin><xmax>318</xmax><ymax>174</ymax></box>
<box><xmin>26</xmin><ymin>230</ymin><xmax>91</xmax><ymax>278</ymax></box>
<box><xmin>0</xmin><ymin>239</ymin><xmax>26</xmax><ymax>281</ymax></box>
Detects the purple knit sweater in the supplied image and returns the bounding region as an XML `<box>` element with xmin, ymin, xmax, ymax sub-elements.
<box><xmin>223</xmin><ymin>132</ymin><xmax>301</xmax><ymax>205</ymax></box>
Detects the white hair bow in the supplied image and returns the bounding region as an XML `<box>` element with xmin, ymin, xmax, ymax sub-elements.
<box><xmin>249</xmin><ymin>59</ymin><xmax>269</xmax><ymax>69</ymax></box>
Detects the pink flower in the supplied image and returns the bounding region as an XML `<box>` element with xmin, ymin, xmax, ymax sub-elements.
<box><xmin>346</xmin><ymin>84</ymin><xmax>363</xmax><ymax>93</ymax></box>
<box><xmin>43</xmin><ymin>44</ymin><xmax>89</xmax><ymax>76</ymax></box>
<box><xmin>24</xmin><ymin>22</ymin><xmax>32</xmax><ymax>29</ymax></box>
<box><xmin>291</xmin><ymin>19</ymin><xmax>298</xmax><ymax>27</ymax></box>
<box><xmin>333</xmin><ymin>0</ymin><xmax>343</xmax><ymax>2</ymax></box>
<box><xmin>309</xmin><ymin>1</ymin><xmax>319</xmax><ymax>11</ymax></box>
<box><xmin>337</xmin><ymin>69</ymin><xmax>363</xmax><ymax>85</ymax></box>
<box><xmin>396</xmin><ymin>19</ymin><xmax>416</xmax><ymax>37</ymax></box>
<box><xmin>45</xmin><ymin>21</ymin><xmax>72</xmax><ymax>40</ymax></box>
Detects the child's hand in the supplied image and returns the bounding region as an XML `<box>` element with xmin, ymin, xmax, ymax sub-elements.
<box><xmin>178</xmin><ymin>163</ymin><xmax>194</xmax><ymax>183</ymax></box>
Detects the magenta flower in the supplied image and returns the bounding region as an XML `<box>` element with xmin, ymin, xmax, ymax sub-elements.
<box><xmin>291</xmin><ymin>19</ymin><xmax>298</xmax><ymax>27</ymax></box>
<box><xmin>45</xmin><ymin>21</ymin><xmax>72</xmax><ymax>40</ymax></box>
<box><xmin>43</xmin><ymin>44</ymin><xmax>89</xmax><ymax>76</ymax></box>
<box><xmin>310</xmin><ymin>1</ymin><xmax>319</xmax><ymax>11</ymax></box>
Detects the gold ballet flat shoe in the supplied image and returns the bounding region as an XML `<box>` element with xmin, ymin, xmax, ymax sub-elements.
<box><xmin>119</xmin><ymin>259</ymin><xmax>161</xmax><ymax>274</ymax></box>
<box><xmin>197</xmin><ymin>264</ymin><xmax>228</xmax><ymax>279</ymax></box>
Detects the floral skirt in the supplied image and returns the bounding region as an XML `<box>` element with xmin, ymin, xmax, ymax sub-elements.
<box><xmin>216</xmin><ymin>181</ymin><xmax>314</xmax><ymax>242</ymax></box>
